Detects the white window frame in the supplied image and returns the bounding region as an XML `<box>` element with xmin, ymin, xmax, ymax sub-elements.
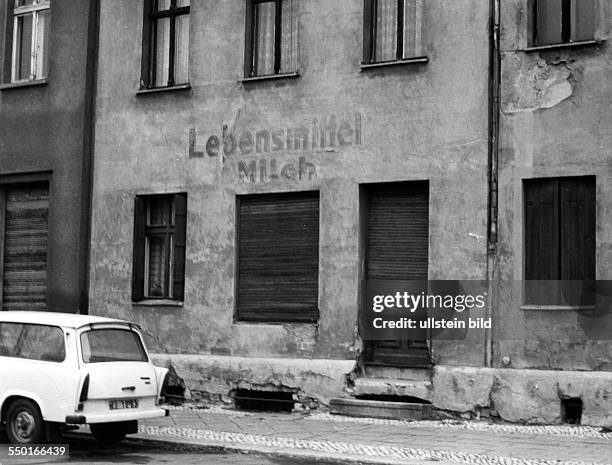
<box><xmin>11</xmin><ymin>0</ymin><xmax>50</xmax><ymax>82</ymax></box>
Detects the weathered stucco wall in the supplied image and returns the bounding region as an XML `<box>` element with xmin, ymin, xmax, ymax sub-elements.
<box><xmin>0</xmin><ymin>0</ymin><xmax>95</xmax><ymax>312</ymax></box>
<box><xmin>90</xmin><ymin>0</ymin><xmax>490</xmax><ymax>365</ymax></box>
<box><xmin>495</xmin><ymin>0</ymin><xmax>612</xmax><ymax>370</ymax></box>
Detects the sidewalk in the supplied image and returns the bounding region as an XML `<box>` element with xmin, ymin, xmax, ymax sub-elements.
<box><xmin>130</xmin><ymin>406</ymin><xmax>612</xmax><ymax>465</ymax></box>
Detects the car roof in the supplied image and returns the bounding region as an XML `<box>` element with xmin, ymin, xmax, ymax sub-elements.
<box><xmin>0</xmin><ymin>311</ymin><xmax>134</xmax><ymax>329</ymax></box>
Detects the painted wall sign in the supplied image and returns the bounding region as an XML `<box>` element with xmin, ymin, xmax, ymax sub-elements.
<box><xmin>189</xmin><ymin>113</ymin><xmax>362</xmax><ymax>159</ymax></box>
<box><xmin>237</xmin><ymin>157</ymin><xmax>316</xmax><ymax>183</ymax></box>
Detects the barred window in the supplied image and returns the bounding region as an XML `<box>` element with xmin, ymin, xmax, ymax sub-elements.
<box><xmin>533</xmin><ymin>0</ymin><xmax>595</xmax><ymax>46</ymax></box>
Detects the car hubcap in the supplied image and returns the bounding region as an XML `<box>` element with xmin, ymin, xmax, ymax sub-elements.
<box><xmin>14</xmin><ymin>410</ymin><xmax>35</xmax><ymax>440</ymax></box>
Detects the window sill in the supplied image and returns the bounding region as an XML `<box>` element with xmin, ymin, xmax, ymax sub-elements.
<box><xmin>136</xmin><ymin>84</ymin><xmax>191</xmax><ymax>95</ymax></box>
<box><xmin>520</xmin><ymin>304</ymin><xmax>596</xmax><ymax>311</ymax></box>
<box><xmin>360</xmin><ymin>57</ymin><xmax>429</xmax><ymax>70</ymax></box>
<box><xmin>241</xmin><ymin>72</ymin><xmax>300</xmax><ymax>83</ymax></box>
<box><xmin>0</xmin><ymin>78</ymin><xmax>47</xmax><ymax>90</ymax></box>
<box><xmin>133</xmin><ymin>299</ymin><xmax>183</xmax><ymax>308</ymax></box>
<box><xmin>523</xmin><ymin>40</ymin><xmax>602</xmax><ymax>53</ymax></box>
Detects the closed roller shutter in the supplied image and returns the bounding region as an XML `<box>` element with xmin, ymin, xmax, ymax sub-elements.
<box><xmin>365</xmin><ymin>181</ymin><xmax>429</xmax><ymax>367</ymax></box>
<box><xmin>237</xmin><ymin>191</ymin><xmax>319</xmax><ymax>322</ymax></box>
<box><xmin>2</xmin><ymin>184</ymin><xmax>49</xmax><ymax>311</ymax></box>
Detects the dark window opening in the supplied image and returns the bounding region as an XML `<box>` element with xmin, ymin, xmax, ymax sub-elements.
<box><xmin>233</xmin><ymin>389</ymin><xmax>294</xmax><ymax>412</ymax></box>
<box><xmin>141</xmin><ymin>0</ymin><xmax>190</xmax><ymax>89</ymax></box>
<box><xmin>524</xmin><ymin>177</ymin><xmax>595</xmax><ymax>305</ymax></box>
<box><xmin>561</xmin><ymin>397</ymin><xmax>582</xmax><ymax>424</ymax></box>
<box><xmin>132</xmin><ymin>193</ymin><xmax>187</xmax><ymax>302</ymax></box>
<box><xmin>363</xmin><ymin>0</ymin><xmax>424</xmax><ymax>64</ymax></box>
<box><xmin>244</xmin><ymin>0</ymin><xmax>298</xmax><ymax>77</ymax></box>
<box><xmin>533</xmin><ymin>0</ymin><xmax>595</xmax><ymax>46</ymax></box>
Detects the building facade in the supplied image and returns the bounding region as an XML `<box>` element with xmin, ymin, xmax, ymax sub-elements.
<box><xmin>0</xmin><ymin>0</ymin><xmax>98</xmax><ymax>313</ymax></box>
<box><xmin>89</xmin><ymin>0</ymin><xmax>611</xmax><ymax>425</ymax></box>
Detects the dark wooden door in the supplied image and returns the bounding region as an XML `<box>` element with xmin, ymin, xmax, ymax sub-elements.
<box><xmin>363</xmin><ymin>181</ymin><xmax>429</xmax><ymax>366</ymax></box>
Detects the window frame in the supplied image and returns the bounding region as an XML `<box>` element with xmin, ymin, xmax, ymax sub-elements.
<box><xmin>132</xmin><ymin>193</ymin><xmax>187</xmax><ymax>303</ymax></box>
<box><xmin>523</xmin><ymin>176</ymin><xmax>596</xmax><ymax>305</ymax></box>
<box><xmin>244</xmin><ymin>0</ymin><xmax>298</xmax><ymax>78</ymax></box>
<box><xmin>362</xmin><ymin>0</ymin><xmax>426</xmax><ymax>65</ymax></box>
<box><xmin>141</xmin><ymin>0</ymin><xmax>190</xmax><ymax>90</ymax></box>
<box><xmin>7</xmin><ymin>0</ymin><xmax>50</xmax><ymax>83</ymax></box>
<box><xmin>531</xmin><ymin>0</ymin><xmax>596</xmax><ymax>47</ymax></box>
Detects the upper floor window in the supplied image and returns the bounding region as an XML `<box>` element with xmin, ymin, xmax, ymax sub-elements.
<box><xmin>9</xmin><ymin>0</ymin><xmax>50</xmax><ymax>82</ymax></box>
<box><xmin>244</xmin><ymin>0</ymin><xmax>298</xmax><ymax>78</ymax></box>
<box><xmin>363</xmin><ymin>0</ymin><xmax>424</xmax><ymax>64</ymax></box>
<box><xmin>533</xmin><ymin>0</ymin><xmax>595</xmax><ymax>46</ymax></box>
<box><xmin>141</xmin><ymin>0</ymin><xmax>190</xmax><ymax>89</ymax></box>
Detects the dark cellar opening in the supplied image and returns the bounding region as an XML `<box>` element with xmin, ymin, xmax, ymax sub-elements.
<box><xmin>233</xmin><ymin>389</ymin><xmax>295</xmax><ymax>412</ymax></box>
<box><xmin>561</xmin><ymin>397</ymin><xmax>582</xmax><ymax>424</ymax></box>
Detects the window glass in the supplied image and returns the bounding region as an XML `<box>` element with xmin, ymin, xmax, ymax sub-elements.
<box><xmin>175</xmin><ymin>14</ymin><xmax>189</xmax><ymax>84</ymax></box>
<box><xmin>16</xmin><ymin>14</ymin><xmax>33</xmax><ymax>80</ymax></box>
<box><xmin>256</xmin><ymin>1</ymin><xmax>276</xmax><ymax>76</ymax></box>
<box><xmin>376</xmin><ymin>0</ymin><xmax>398</xmax><ymax>62</ymax></box>
<box><xmin>154</xmin><ymin>17</ymin><xmax>171</xmax><ymax>87</ymax></box>
<box><xmin>81</xmin><ymin>329</ymin><xmax>148</xmax><ymax>363</ymax></box>
<box><xmin>0</xmin><ymin>323</ymin><xmax>65</xmax><ymax>362</ymax></box>
<box><xmin>147</xmin><ymin>235</ymin><xmax>169</xmax><ymax>297</ymax></box>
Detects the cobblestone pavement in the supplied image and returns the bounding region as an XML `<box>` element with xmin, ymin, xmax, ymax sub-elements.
<box><xmin>132</xmin><ymin>407</ymin><xmax>612</xmax><ymax>465</ymax></box>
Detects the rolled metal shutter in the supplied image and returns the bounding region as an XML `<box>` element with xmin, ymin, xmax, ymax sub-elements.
<box><xmin>2</xmin><ymin>184</ymin><xmax>49</xmax><ymax>311</ymax></box>
<box><xmin>237</xmin><ymin>191</ymin><xmax>319</xmax><ymax>322</ymax></box>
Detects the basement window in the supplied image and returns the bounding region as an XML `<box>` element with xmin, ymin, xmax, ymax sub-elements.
<box><xmin>233</xmin><ymin>389</ymin><xmax>294</xmax><ymax>412</ymax></box>
<box><xmin>561</xmin><ymin>397</ymin><xmax>582</xmax><ymax>424</ymax></box>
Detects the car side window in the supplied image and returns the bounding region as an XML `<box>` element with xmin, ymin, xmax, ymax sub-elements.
<box><xmin>0</xmin><ymin>323</ymin><xmax>65</xmax><ymax>362</ymax></box>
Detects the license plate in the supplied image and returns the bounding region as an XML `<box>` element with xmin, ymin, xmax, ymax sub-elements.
<box><xmin>108</xmin><ymin>399</ymin><xmax>139</xmax><ymax>410</ymax></box>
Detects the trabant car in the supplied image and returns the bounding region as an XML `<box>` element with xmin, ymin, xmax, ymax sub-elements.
<box><xmin>0</xmin><ymin>311</ymin><xmax>169</xmax><ymax>444</ymax></box>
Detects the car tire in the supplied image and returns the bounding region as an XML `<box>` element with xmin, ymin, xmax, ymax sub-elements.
<box><xmin>90</xmin><ymin>423</ymin><xmax>127</xmax><ymax>444</ymax></box>
<box><xmin>6</xmin><ymin>399</ymin><xmax>46</xmax><ymax>444</ymax></box>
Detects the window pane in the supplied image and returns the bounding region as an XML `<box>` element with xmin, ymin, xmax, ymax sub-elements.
<box><xmin>535</xmin><ymin>0</ymin><xmax>563</xmax><ymax>45</ymax></box>
<box><xmin>0</xmin><ymin>323</ymin><xmax>21</xmax><ymax>357</ymax></box>
<box><xmin>154</xmin><ymin>17</ymin><xmax>170</xmax><ymax>86</ymax></box>
<box><xmin>16</xmin><ymin>14</ymin><xmax>33</xmax><ymax>80</ymax></box>
<box><xmin>402</xmin><ymin>0</ymin><xmax>422</xmax><ymax>58</ymax></box>
<box><xmin>176</xmin><ymin>0</ymin><xmax>190</xmax><ymax>7</ymax></box>
<box><xmin>376</xmin><ymin>0</ymin><xmax>398</xmax><ymax>61</ymax></box>
<box><xmin>0</xmin><ymin>324</ymin><xmax>65</xmax><ymax>362</ymax></box>
<box><xmin>255</xmin><ymin>1</ymin><xmax>276</xmax><ymax>76</ymax></box>
<box><xmin>17</xmin><ymin>0</ymin><xmax>34</xmax><ymax>6</ymax></box>
<box><xmin>574</xmin><ymin>0</ymin><xmax>595</xmax><ymax>41</ymax></box>
<box><xmin>148</xmin><ymin>197</ymin><xmax>172</xmax><ymax>225</ymax></box>
<box><xmin>147</xmin><ymin>235</ymin><xmax>167</xmax><ymax>297</ymax></box>
<box><xmin>156</xmin><ymin>0</ymin><xmax>171</xmax><ymax>12</ymax></box>
<box><xmin>81</xmin><ymin>329</ymin><xmax>147</xmax><ymax>363</ymax></box>
<box><xmin>35</xmin><ymin>9</ymin><xmax>50</xmax><ymax>78</ymax></box>
<box><xmin>174</xmin><ymin>13</ymin><xmax>189</xmax><ymax>84</ymax></box>
<box><xmin>280</xmin><ymin>0</ymin><xmax>297</xmax><ymax>73</ymax></box>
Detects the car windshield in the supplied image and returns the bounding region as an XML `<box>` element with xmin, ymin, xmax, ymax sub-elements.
<box><xmin>80</xmin><ymin>328</ymin><xmax>148</xmax><ymax>363</ymax></box>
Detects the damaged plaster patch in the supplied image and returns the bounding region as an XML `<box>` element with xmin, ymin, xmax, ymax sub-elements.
<box><xmin>504</xmin><ymin>57</ymin><xmax>573</xmax><ymax>113</ymax></box>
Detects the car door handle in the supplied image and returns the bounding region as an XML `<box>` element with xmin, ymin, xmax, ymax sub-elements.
<box><xmin>122</xmin><ymin>386</ymin><xmax>136</xmax><ymax>391</ymax></box>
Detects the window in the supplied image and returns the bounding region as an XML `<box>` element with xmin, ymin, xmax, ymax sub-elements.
<box><xmin>141</xmin><ymin>0</ymin><xmax>190</xmax><ymax>89</ymax></box>
<box><xmin>132</xmin><ymin>194</ymin><xmax>187</xmax><ymax>301</ymax></box>
<box><xmin>6</xmin><ymin>0</ymin><xmax>50</xmax><ymax>82</ymax></box>
<box><xmin>236</xmin><ymin>191</ymin><xmax>319</xmax><ymax>322</ymax></box>
<box><xmin>0</xmin><ymin>323</ymin><xmax>65</xmax><ymax>362</ymax></box>
<box><xmin>532</xmin><ymin>0</ymin><xmax>595</xmax><ymax>46</ymax></box>
<box><xmin>363</xmin><ymin>0</ymin><xmax>424</xmax><ymax>64</ymax></box>
<box><xmin>524</xmin><ymin>177</ymin><xmax>595</xmax><ymax>305</ymax></box>
<box><xmin>244</xmin><ymin>0</ymin><xmax>298</xmax><ymax>77</ymax></box>
<box><xmin>81</xmin><ymin>329</ymin><xmax>148</xmax><ymax>363</ymax></box>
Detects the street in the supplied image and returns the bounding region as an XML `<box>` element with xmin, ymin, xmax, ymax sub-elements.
<box><xmin>0</xmin><ymin>434</ymin><xmax>361</xmax><ymax>465</ymax></box>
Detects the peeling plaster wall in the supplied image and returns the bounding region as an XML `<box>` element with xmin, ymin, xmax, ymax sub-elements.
<box><xmin>495</xmin><ymin>1</ymin><xmax>612</xmax><ymax>371</ymax></box>
<box><xmin>90</xmin><ymin>0</ymin><xmax>490</xmax><ymax>368</ymax></box>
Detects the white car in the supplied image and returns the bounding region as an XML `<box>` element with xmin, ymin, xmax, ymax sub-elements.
<box><xmin>0</xmin><ymin>311</ymin><xmax>169</xmax><ymax>444</ymax></box>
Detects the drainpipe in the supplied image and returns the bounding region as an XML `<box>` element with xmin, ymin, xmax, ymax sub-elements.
<box><xmin>78</xmin><ymin>0</ymin><xmax>100</xmax><ymax>315</ymax></box>
<box><xmin>486</xmin><ymin>0</ymin><xmax>501</xmax><ymax>368</ymax></box>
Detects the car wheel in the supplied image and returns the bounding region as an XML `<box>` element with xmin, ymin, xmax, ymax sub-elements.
<box><xmin>6</xmin><ymin>399</ymin><xmax>46</xmax><ymax>444</ymax></box>
<box><xmin>90</xmin><ymin>423</ymin><xmax>127</xmax><ymax>444</ymax></box>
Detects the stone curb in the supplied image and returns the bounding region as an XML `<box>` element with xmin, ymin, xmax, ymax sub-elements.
<box><xmin>136</xmin><ymin>425</ymin><xmax>612</xmax><ymax>465</ymax></box>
